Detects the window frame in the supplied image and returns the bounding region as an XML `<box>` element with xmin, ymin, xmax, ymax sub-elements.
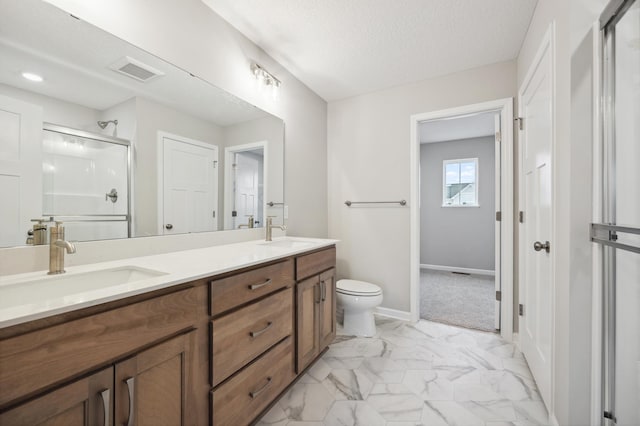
<box><xmin>441</xmin><ymin>157</ymin><xmax>480</xmax><ymax>207</ymax></box>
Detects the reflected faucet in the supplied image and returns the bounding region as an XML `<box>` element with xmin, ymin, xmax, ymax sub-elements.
<box><xmin>238</xmin><ymin>215</ymin><xmax>255</xmax><ymax>229</ymax></box>
<box><xmin>265</xmin><ymin>216</ymin><xmax>286</xmax><ymax>242</ymax></box>
<box><xmin>48</xmin><ymin>222</ymin><xmax>76</xmax><ymax>275</ymax></box>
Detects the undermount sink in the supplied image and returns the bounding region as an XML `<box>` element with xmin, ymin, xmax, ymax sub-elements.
<box><xmin>258</xmin><ymin>238</ymin><xmax>315</xmax><ymax>249</ymax></box>
<box><xmin>0</xmin><ymin>266</ymin><xmax>167</xmax><ymax>309</ymax></box>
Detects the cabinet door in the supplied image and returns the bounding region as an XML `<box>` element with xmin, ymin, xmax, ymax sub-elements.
<box><xmin>296</xmin><ymin>276</ymin><xmax>320</xmax><ymax>373</ymax></box>
<box><xmin>0</xmin><ymin>367</ymin><xmax>113</xmax><ymax>426</ymax></box>
<box><xmin>115</xmin><ymin>332</ymin><xmax>194</xmax><ymax>426</ymax></box>
<box><xmin>319</xmin><ymin>268</ymin><xmax>336</xmax><ymax>350</ymax></box>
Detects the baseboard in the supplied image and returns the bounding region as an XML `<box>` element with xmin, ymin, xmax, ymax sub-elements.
<box><xmin>420</xmin><ymin>263</ymin><xmax>495</xmax><ymax>276</ymax></box>
<box><xmin>374</xmin><ymin>306</ymin><xmax>412</xmax><ymax>322</ymax></box>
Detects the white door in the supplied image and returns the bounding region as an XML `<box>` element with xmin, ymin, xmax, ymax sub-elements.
<box><xmin>233</xmin><ymin>152</ymin><xmax>260</xmax><ymax>228</ymax></box>
<box><xmin>519</xmin><ymin>29</ymin><xmax>554</xmax><ymax>409</ymax></box>
<box><xmin>162</xmin><ymin>136</ymin><xmax>217</xmax><ymax>235</ymax></box>
<box><xmin>0</xmin><ymin>95</ymin><xmax>42</xmax><ymax>246</ymax></box>
<box><xmin>494</xmin><ymin>113</ymin><xmax>502</xmax><ymax>330</ymax></box>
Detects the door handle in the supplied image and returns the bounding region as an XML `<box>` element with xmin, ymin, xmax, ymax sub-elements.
<box><xmin>99</xmin><ymin>388</ymin><xmax>110</xmax><ymax>426</ymax></box>
<box><xmin>165</xmin><ymin>223</ymin><xmax>173</xmax><ymax>230</ymax></box>
<box><xmin>124</xmin><ymin>377</ymin><xmax>135</xmax><ymax>426</ymax></box>
<box><xmin>320</xmin><ymin>280</ymin><xmax>326</xmax><ymax>302</ymax></box>
<box><xmin>533</xmin><ymin>241</ymin><xmax>550</xmax><ymax>253</ymax></box>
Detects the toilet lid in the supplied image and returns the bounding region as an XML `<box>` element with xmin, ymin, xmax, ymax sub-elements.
<box><xmin>336</xmin><ymin>279</ymin><xmax>382</xmax><ymax>296</ymax></box>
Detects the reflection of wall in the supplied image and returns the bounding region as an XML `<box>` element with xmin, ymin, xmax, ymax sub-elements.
<box><xmin>420</xmin><ymin>136</ymin><xmax>495</xmax><ymax>271</ymax></box>
<box><xmin>222</xmin><ymin>116</ymin><xmax>285</xmax><ymax>225</ymax></box>
<box><xmin>134</xmin><ymin>97</ymin><xmax>223</xmax><ymax>236</ymax></box>
<box><xmin>0</xmin><ymin>83</ymin><xmax>99</xmax><ymax>130</ymax></box>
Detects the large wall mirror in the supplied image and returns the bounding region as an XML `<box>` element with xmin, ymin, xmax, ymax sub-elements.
<box><xmin>0</xmin><ymin>0</ymin><xmax>285</xmax><ymax>248</ymax></box>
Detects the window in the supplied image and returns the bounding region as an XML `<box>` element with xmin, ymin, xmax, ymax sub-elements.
<box><xmin>442</xmin><ymin>158</ymin><xmax>478</xmax><ymax>206</ymax></box>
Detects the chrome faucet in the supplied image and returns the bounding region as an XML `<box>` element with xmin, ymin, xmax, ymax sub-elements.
<box><xmin>48</xmin><ymin>221</ymin><xmax>76</xmax><ymax>275</ymax></box>
<box><xmin>265</xmin><ymin>216</ymin><xmax>286</xmax><ymax>241</ymax></box>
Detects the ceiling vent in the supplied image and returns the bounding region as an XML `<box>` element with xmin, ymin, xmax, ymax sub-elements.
<box><xmin>109</xmin><ymin>56</ymin><xmax>164</xmax><ymax>83</ymax></box>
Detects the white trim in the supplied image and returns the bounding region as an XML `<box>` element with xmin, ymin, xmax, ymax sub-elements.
<box><xmin>517</xmin><ymin>22</ymin><xmax>556</xmax><ymax>419</ymax></box>
<box><xmin>156</xmin><ymin>131</ymin><xmax>219</xmax><ymax>235</ymax></box>
<box><xmin>409</xmin><ymin>97</ymin><xmax>514</xmax><ymax>342</ymax></box>
<box><xmin>374</xmin><ymin>306</ymin><xmax>412</xmax><ymax>322</ymax></box>
<box><xmin>590</xmin><ymin>20</ymin><xmax>604</xmax><ymax>426</ymax></box>
<box><xmin>223</xmin><ymin>141</ymin><xmax>268</xmax><ymax>231</ymax></box>
<box><xmin>420</xmin><ymin>264</ymin><xmax>495</xmax><ymax>276</ymax></box>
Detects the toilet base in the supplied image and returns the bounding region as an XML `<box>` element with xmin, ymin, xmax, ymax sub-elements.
<box><xmin>343</xmin><ymin>309</ymin><xmax>377</xmax><ymax>337</ymax></box>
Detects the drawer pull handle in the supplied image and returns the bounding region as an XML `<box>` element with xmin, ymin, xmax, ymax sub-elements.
<box><xmin>250</xmin><ymin>321</ymin><xmax>273</xmax><ymax>338</ymax></box>
<box><xmin>125</xmin><ymin>376</ymin><xmax>135</xmax><ymax>426</ymax></box>
<box><xmin>249</xmin><ymin>376</ymin><xmax>272</xmax><ymax>399</ymax></box>
<box><xmin>248</xmin><ymin>278</ymin><xmax>272</xmax><ymax>290</ymax></box>
<box><xmin>99</xmin><ymin>388</ymin><xmax>110</xmax><ymax>426</ymax></box>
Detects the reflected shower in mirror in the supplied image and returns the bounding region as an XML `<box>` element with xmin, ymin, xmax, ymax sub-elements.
<box><xmin>0</xmin><ymin>0</ymin><xmax>285</xmax><ymax>248</ymax></box>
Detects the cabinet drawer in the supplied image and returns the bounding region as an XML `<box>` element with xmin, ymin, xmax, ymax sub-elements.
<box><xmin>211</xmin><ymin>287</ymin><xmax>293</xmax><ymax>387</ymax></box>
<box><xmin>209</xmin><ymin>259</ymin><xmax>294</xmax><ymax>316</ymax></box>
<box><xmin>212</xmin><ymin>336</ymin><xmax>294</xmax><ymax>426</ymax></box>
<box><xmin>296</xmin><ymin>247</ymin><xmax>336</xmax><ymax>280</ymax></box>
<box><xmin>0</xmin><ymin>287</ymin><xmax>197</xmax><ymax>408</ymax></box>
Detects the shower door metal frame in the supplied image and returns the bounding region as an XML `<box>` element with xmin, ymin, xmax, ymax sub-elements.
<box><xmin>595</xmin><ymin>1</ymin><xmax>639</xmax><ymax>423</ymax></box>
<box><xmin>43</xmin><ymin>123</ymin><xmax>132</xmax><ymax>238</ymax></box>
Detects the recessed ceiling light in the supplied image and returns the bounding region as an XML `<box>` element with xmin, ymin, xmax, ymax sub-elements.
<box><xmin>22</xmin><ymin>72</ymin><xmax>43</xmax><ymax>82</ymax></box>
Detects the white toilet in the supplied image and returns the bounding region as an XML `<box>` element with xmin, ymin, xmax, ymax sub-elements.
<box><xmin>336</xmin><ymin>279</ymin><xmax>383</xmax><ymax>337</ymax></box>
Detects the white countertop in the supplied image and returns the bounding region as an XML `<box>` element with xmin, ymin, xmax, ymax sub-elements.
<box><xmin>0</xmin><ymin>237</ymin><xmax>337</xmax><ymax>329</ymax></box>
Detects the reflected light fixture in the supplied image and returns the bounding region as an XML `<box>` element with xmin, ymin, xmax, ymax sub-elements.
<box><xmin>22</xmin><ymin>72</ymin><xmax>43</xmax><ymax>82</ymax></box>
<box><xmin>251</xmin><ymin>62</ymin><xmax>281</xmax><ymax>98</ymax></box>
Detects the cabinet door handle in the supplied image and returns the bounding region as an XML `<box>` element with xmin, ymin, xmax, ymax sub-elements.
<box><xmin>99</xmin><ymin>388</ymin><xmax>110</xmax><ymax>426</ymax></box>
<box><xmin>315</xmin><ymin>283</ymin><xmax>321</xmax><ymax>304</ymax></box>
<box><xmin>248</xmin><ymin>278</ymin><xmax>272</xmax><ymax>290</ymax></box>
<box><xmin>321</xmin><ymin>280</ymin><xmax>326</xmax><ymax>302</ymax></box>
<box><xmin>125</xmin><ymin>377</ymin><xmax>135</xmax><ymax>426</ymax></box>
<box><xmin>249</xmin><ymin>376</ymin><xmax>272</xmax><ymax>399</ymax></box>
<box><xmin>249</xmin><ymin>321</ymin><xmax>273</xmax><ymax>338</ymax></box>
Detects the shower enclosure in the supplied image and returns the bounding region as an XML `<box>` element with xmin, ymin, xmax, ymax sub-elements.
<box><xmin>595</xmin><ymin>1</ymin><xmax>640</xmax><ymax>424</ymax></box>
<box><xmin>42</xmin><ymin>124</ymin><xmax>130</xmax><ymax>242</ymax></box>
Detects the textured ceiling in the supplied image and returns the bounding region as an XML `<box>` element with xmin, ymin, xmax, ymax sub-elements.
<box><xmin>202</xmin><ymin>0</ymin><xmax>538</xmax><ymax>101</ymax></box>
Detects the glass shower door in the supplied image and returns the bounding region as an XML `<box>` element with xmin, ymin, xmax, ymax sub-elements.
<box><xmin>42</xmin><ymin>125</ymin><xmax>130</xmax><ymax>242</ymax></box>
<box><xmin>598</xmin><ymin>1</ymin><xmax>640</xmax><ymax>424</ymax></box>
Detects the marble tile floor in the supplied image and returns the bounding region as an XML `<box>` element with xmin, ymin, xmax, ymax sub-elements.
<box><xmin>256</xmin><ymin>318</ymin><xmax>549</xmax><ymax>426</ymax></box>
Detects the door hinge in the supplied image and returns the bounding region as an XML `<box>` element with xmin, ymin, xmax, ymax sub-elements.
<box><xmin>519</xmin><ymin>211</ymin><xmax>524</xmax><ymax>223</ymax></box>
<box><xmin>213</xmin><ymin>160</ymin><xmax>218</xmax><ymax>168</ymax></box>
<box><xmin>603</xmin><ymin>411</ymin><xmax>616</xmax><ymax>422</ymax></box>
<box><xmin>496</xmin><ymin>290</ymin><xmax>502</xmax><ymax>301</ymax></box>
<box><xmin>515</xmin><ymin>117</ymin><xmax>524</xmax><ymax>131</ymax></box>
<box><xmin>212</xmin><ymin>210</ymin><xmax>216</xmax><ymax>218</ymax></box>
<box><xmin>495</xmin><ymin>131</ymin><xmax>501</xmax><ymax>142</ymax></box>
<box><xmin>496</xmin><ymin>211</ymin><xmax>502</xmax><ymax>222</ymax></box>
<box><xmin>519</xmin><ymin>304</ymin><xmax>524</xmax><ymax>316</ymax></box>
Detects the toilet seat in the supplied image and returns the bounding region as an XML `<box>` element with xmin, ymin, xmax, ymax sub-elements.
<box><xmin>336</xmin><ymin>279</ymin><xmax>382</xmax><ymax>297</ymax></box>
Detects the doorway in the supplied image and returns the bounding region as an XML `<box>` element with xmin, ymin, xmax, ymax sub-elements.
<box><xmin>410</xmin><ymin>98</ymin><xmax>514</xmax><ymax>340</ymax></box>
<box><xmin>158</xmin><ymin>131</ymin><xmax>219</xmax><ymax>235</ymax></box>
<box><xmin>419</xmin><ymin>112</ymin><xmax>499</xmax><ymax>332</ymax></box>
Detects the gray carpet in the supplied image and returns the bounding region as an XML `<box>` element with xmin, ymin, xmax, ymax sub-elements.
<box><xmin>420</xmin><ymin>269</ymin><xmax>496</xmax><ymax>332</ymax></box>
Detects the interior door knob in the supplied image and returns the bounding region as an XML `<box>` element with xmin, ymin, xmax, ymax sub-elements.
<box><xmin>165</xmin><ymin>224</ymin><xmax>173</xmax><ymax>230</ymax></box>
<box><xmin>533</xmin><ymin>241</ymin><xmax>550</xmax><ymax>253</ymax></box>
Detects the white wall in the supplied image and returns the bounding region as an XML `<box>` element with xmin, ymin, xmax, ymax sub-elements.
<box><xmin>328</xmin><ymin>60</ymin><xmax>516</xmax><ymax>312</ymax></box>
<box><xmin>1</xmin><ymin>0</ymin><xmax>326</xmax><ymax>275</ymax></box>
<box><xmin>0</xmin><ymin>83</ymin><xmax>99</xmax><ymax>130</ymax></box>
<box><xmin>420</xmin><ymin>136</ymin><xmax>495</xmax><ymax>271</ymax></box>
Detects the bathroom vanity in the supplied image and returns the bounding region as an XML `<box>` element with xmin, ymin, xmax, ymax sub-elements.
<box><xmin>0</xmin><ymin>238</ymin><xmax>337</xmax><ymax>426</ymax></box>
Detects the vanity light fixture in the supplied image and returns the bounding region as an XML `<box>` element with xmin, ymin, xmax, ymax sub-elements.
<box><xmin>251</xmin><ymin>62</ymin><xmax>281</xmax><ymax>98</ymax></box>
<box><xmin>22</xmin><ymin>72</ymin><xmax>43</xmax><ymax>82</ymax></box>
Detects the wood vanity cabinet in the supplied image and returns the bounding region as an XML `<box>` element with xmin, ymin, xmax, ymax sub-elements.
<box><xmin>295</xmin><ymin>248</ymin><xmax>337</xmax><ymax>373</ymax></box>
<box><xmin>0</xmin><ymin>244</ymin><xmax>337</xmax><ymax>426</ymax></box>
